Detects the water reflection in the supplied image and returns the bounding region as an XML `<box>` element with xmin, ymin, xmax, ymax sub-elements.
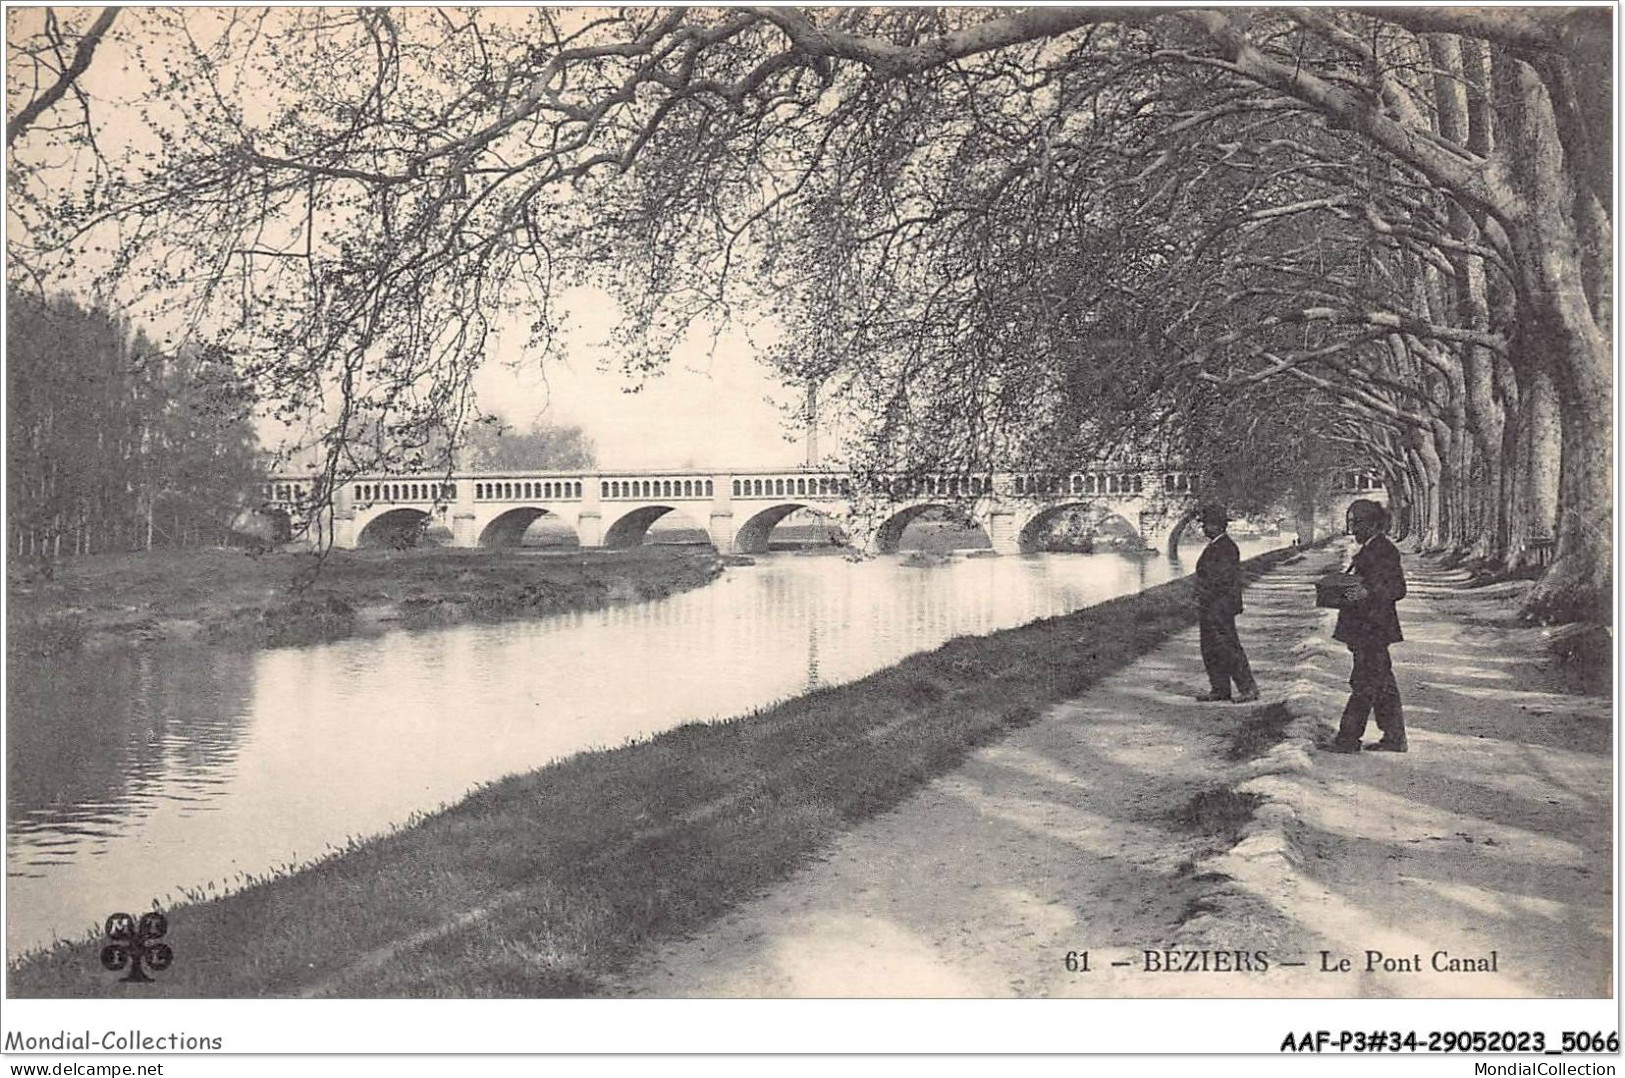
<box><xmin>8</xmin><ymin>649</ymin><xmax>255</xmax><ymax>854</ymax></box>
<box><xmin>6</xmin><ymin>542</ymin><xmax>1281</xmax><ymax>952</ymax></box>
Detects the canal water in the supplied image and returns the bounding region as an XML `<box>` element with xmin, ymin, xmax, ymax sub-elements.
<box><xmin>7</xmin><ymin>541</ymin><xmax>1285</xmax><ymax>953</ymax></box>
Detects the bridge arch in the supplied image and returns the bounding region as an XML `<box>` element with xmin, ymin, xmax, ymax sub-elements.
<box><xmin>872</xmin><ymin>502</ymin><xmax>990</xmax><ymax>554</ymax></box>
<box><xmin>602</xmin><ymin>505</ymin><xmax>713</xmax><ymax>550</ymax></box>
<box><xmin>358</xmin><ymin>507</ymin><xmax>433</xmax><ymax>549</ymax></box>
<box><xmin>1162</xmin><ymin>505</ymin><xmax>1205</xmax><ymax>558</ymax></box>
<box><xmin>1016</xmin><ymin>502</ymin><xmax>1142</xmax><ymax>555</ymax></box>
<box><xmin>478</xmin><ymin>506</ymin><xmax>580</xmax><ymax>549</ymax></box>
<box><xmin>731</xmin><ymin>503</ymin><xmax>832</xmax><ymax>553</ymax></box>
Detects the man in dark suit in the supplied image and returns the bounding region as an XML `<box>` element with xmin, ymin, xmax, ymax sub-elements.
<box><xmin>1325</xmin><ymin>499</ymin><xmax>1408</xmax><ymax>753</ymax></box>
<box><xmin>1193</xmin><ymin>505</ymin><xmax>1259</xmax><ymax>703</ymax></box>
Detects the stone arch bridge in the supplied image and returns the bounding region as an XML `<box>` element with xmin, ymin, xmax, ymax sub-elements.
<box><xmin>260</xmin><ymin>466</ymin><xmax>1235</xmax><ymax>556</ymax></box>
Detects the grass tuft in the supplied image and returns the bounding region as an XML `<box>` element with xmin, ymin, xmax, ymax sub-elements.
<box><xmin>1175</xmin><ymin>788</ymin><xmax>1264</xmax><ymax>844</ymax></box>
<box><xmin>1001</xmin><ymin>704</ymin><xmax>1041</xmax><ymax>729</ymax></box>
<box><xmin>1223</xmin><ymin>702</ymin><xmax>1295</xmax><ymax>761</ymax></box>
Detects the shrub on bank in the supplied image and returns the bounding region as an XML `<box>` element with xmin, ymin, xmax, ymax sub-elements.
<box><xmin>6</xmin><ymin>546</ymin><xmax>722</xmax><ymax>657</ymax></box>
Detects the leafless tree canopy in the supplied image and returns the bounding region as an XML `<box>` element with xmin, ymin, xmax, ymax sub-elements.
<box><xmin>5</xmin><ymin>7</ymin><xmax>1612</xmax><ymax>618</ymax></box>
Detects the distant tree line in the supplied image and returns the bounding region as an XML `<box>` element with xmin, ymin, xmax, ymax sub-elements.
<box><xmin>7</xmin><ymin>292</ymin><xmax>261</xmax><ymax>559</ymax></box>
<box><xmin>457</xmin><ymin>417</ymin><xmax>595</xmax><ymax>473</ymax></box>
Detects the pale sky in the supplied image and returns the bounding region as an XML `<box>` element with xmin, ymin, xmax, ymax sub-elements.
<box><xmin>471</xmin><ymin>286</ymin><xmax>812</xmax><ymax>472</ymax></box>
<box><xmin>8</xmin><ymin>7</ymin><xmax>817</xmax><ymax>474</ymax></box>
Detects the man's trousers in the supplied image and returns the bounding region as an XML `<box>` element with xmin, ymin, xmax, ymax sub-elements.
<box><xmin>1199</xmin><ymin>612</ymin><xmax>1257</xmax><ymax>698</ymax></box>
<box><xmin>1334</xmin><ymin>643</ymin><xmax>1406</xmax><ymax>746</ymax></box>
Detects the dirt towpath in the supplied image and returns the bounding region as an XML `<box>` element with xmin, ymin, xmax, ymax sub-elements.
<box><xmin>616</xmin><ymin>545</ymin><xmax>1611</xmax><ymax>998</ymax></box>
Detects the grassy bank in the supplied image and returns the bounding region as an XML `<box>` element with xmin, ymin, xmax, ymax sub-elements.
<box><xmin>6</xmin><ymin>545</ymin><xmax>723</xmax><ymax>658</ymax></box>
<box><xmin>9</xmin><ymin>548</ymin><xmax>1294</xmax><ymax>997</ymax></box>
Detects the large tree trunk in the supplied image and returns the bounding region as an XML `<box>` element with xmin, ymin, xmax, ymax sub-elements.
<box><xmin>1431</xmin><ymin>34</ymin><xmax>1510</xmax><ymax>563</ymax></box>
<box><xmin>1410</xmin><ymin>435</ymin><xmax>1444</xmax><ymax>549</ymax></box>
<box><xmin>1506</xmin><ymin>365</ymin><xmax>1562</xmax><ymax>571</ymax></box>
<box><xmin>1493</xmin><ymin>56</ymin><xmax>1613</xmax><ymax>621</ymax></box>
<box><xmin>1384</xmin><ymin>466</ymin><xmax>1413</xmax><ymax>542</ymax></box>
<box><xmin>1199</xmin><ymin>15</ymin><xmax>1607</xmax><ymax>617</ymax></box>
<box><xmin>1495</xmin><ymin>387</ymin><xmax>1522</xmax><ymax>563</ymax></box>
<box><xmin>1524</xmin><ymin>346</ymin><xmax>1611</xmax><ymax>620</ymax></box>
<box><xmin>1428</xmin><ymin>416</ymin><xmax>1469</xmax><ymax>553</ymax></box>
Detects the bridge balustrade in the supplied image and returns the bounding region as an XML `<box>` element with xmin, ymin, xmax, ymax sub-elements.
<box><xmin>602</xmin><ymin>477</ymin><xmax>713</xmax><ymax>500</ymax></box>
<box><xmin>1331</xmin><ymin>473</ymin><xmax>1386</xmax><ymax>493</ymax></box>
<box><xmin>285</xmin><ymin>467</ymin><xmax>1199</xmax><ymax>513</ymax></box>
<box><xmin>1011</xmin><ymin>473</ymin><xmax>1147</xmax><ymax>497</ymax></box>
<box><xmin>262</xmin><ymin>482</ymin><xmax>313</xmax><ymax>505</ymax></box>
<box><xmin>353</xmin><ymin>481</ymin><xmax>456</xmax><ymax>504</ymax></box>
<box><xmin>731</xmin><ymin>474</ymin><xmax>848</xmax><ymax>499</ymax></box>
<box><xmin>871</xmin><ymin>475</ymin><xmax>990</xmax><ymax>499</ymax></box>
<box><xmin>473</xmin><ymin>479</ymin><xmax>583</xmax><ymax>502</ymax></box>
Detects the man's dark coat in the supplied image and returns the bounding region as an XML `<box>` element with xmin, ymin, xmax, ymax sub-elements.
<box><xmin>1333</xmin><ymin>533</ymin><xmax>1406</xmax><ymax>646</ymax></box>
<box><xmin>1195</xmin><ymin>532</ymin><xmax>1244</xmax><ymax>617</ymax></box>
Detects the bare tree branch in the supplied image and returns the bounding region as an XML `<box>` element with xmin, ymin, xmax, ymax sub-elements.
<box><xmin>7</xmin><ymin>7</ymin><xmax>119</xmax><ymax>148</ymax></box>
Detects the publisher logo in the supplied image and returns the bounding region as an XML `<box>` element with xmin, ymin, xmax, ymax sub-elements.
<box><xmin>100</xmin><ymin>911</ymin><xmax>173</xmax><ymax>983</ymax></box>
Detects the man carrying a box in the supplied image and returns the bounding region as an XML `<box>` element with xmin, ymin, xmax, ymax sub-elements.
<box><xmin>1325</xmin><ymin>499</ymin><xmax>1408</xmax><ymax>753</ymax></box>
